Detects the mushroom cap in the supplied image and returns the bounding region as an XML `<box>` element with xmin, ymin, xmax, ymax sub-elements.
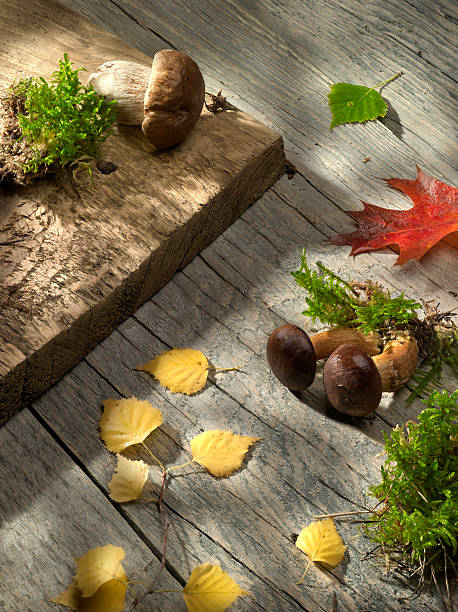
<box><xmin>323</xmin><ymin>343</ymin><xmax>382</xmax><ymax>417</ymax></box>
<box><xmin>142</xmin><ymin>50</ymin><xmax>205</xmax><ymax>149</ymax></box>
<box><xmin>266</xmin><ymin>324</ymin><xmax>316</xmax><ymax>391</ymax></box>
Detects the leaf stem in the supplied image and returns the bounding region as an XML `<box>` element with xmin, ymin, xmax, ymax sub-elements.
<box><xmin>129</xmin><ymin>470</ymin><xmax>169</xmax><ymax>611</ymax></box>
<box><xmin>373</xmin><ymin>72</ymin><xmax>403</xmax><ymax>90</ymax></box>
<box><xmin>141</xmin><ymin>442</ymin><xmax>165</xmax><ymax>472</ymax></box>
<box><xmin>313</xmin><ymin>510</ymin><xmax>374</xmax><ymax>519</ymax></box>
<box><xmin>296</xmin><ymin>557</ymin><xmax>312</xmax><ymax>585</ymax></box>
<box><xmin>207</xmin><ymin>366</ymin><xmax>241</xmax><ymax>372</ymax></box>
<box><xmin>166</xmin><ymin>460</ymin><xmax>195</xmax><ymax>474</ymax></box>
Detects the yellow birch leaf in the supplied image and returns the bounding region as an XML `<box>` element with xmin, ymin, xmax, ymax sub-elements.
<box><xmin>296</xmin><ymin>518</ymin><xmax>346</xmax><ymax>568</ymax></box>
<box><xmin>108</xmin><ymin>454</ymin><xmax>149</xmax><ymax>502</ymax></box>
<box><xmin>182</xmin><ymin>563</ymin><xmax>249</xmax><ymax>612</ymax></box>
<box><xmin>75</xmin><ymin>545</ymin><xmax>126</xmax><ymax>598</ymax></box>
<box><xmin>100</xmin><ymin>397</ymin><xmax>163</xmax><ymax>452</ymax></box>
<box><xmin>137</xmin><ymin>348</ymin><xmax>209</xmax><ymax>395</ymax></box>
<box><xmin>190</xmin><ymin>430</ymin><xmax>260</xmax><ymax>477</ymax></box>
<box><xmin>51</xmin><ymin>566</ymin><xmax>127</xmax><ymax>612</ymax></box>
<box><xmin>79</xmin><ymin>568</ymin><xmax>127</xmax><ymax>612</ymax></box>
<box><xmin>51</xmin><ymin>580</ymin><xmax>80</xmax><ymax>610</ymax></box>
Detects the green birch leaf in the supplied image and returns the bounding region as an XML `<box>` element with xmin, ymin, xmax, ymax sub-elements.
<box><xmin>328</xmin><ymin>73</ymin><xmax>401</xmax><ymax>131</ymax></box>
<box><xmin>328</xmin><ymin>84</ymin><xmax>386</xmax><ymax>130</ymax></box>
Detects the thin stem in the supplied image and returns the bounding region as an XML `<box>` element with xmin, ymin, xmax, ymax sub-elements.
<box><xmin>443</xmin><ymin>547</ymin><xmax>450</xmax><ymax>612</ymax></box>
<box><xmin>207</xmin><ymin>366</ymin><xmax>241</xmax><ymax>371</ymax></box>
<box><xmin>373</xmin><ymin>72</ymin><xmax>403</xmax><ymax>90</ymax></box>
<box><xmin>150</xmin><ymin>589</ymin><xmax>182</xmax><ymax>593</ymax></box>
<box><xmin>129</xmin><ymin>470</ymin><xmax>169</xmax><ymax>610</ymax></box>
<box><xmin>141</xmin><ymin>497</ymin><xmax>159</xmax><ymax>503</ymax></box>
<box><xmin>141</xmin><ymin>442</ymin><xmax>165</xmax><ymax>472</ymax></box>
<box><xmin>296</xmin><ymin>557</ymin><xmax>312</xmax><ymax>585</ymax></box>
<box><xmin>313</xmin><ymin>510</ymin><xmax>374</xmax><ymax>519</ymax></box>
<box><xmin>431</xmin><ymin>565</ymin><xmax>449</xmax><ymax>611</ymax></box>
<box><xmin>166</xmin><ymin>460</ymin><xmax>195</xmax><ymax>474</ymax></box>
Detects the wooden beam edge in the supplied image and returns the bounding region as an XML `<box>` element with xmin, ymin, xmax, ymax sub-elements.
<box><xmin>0</xmin><ymin>135</ymin><xmax>285</xmax><ymax>424</ymax></box>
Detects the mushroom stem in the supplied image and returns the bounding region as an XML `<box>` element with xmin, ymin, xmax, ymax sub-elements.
<box><xmin>88</xmin><ymin>60</ymin><xmax>150</xmax><ymax>125</ymax></box>
<box><xmin>372</xmin><ymin>334</ymin><xmax>419</xmax><ymax>392</ymax></box>
<box><xmin>310</xmin><ymin>328</ymin><xmax>381</xmax><ymax>360</ymax></box>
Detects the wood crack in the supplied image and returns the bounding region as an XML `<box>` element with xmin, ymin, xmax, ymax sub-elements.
<box><xmin>26</xmin><ymin>402</ymin><xmax>186</xmax><ymax>586</ymax></box>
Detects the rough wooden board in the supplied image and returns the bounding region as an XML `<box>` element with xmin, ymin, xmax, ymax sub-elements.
<box><xmin>5</xmin><ymin>1</ymin><xmax>456</xmax><ymax>611</ymax></box>
<box><xmin>66</xmin><ymin>0</ymin><xmax>457</xmax><ymax>182</ymax></box>
<box><xmin>0</xmin><ymin>408</ymin><xmax>183</xmax><ymax>611</ymax></box>
<box><xmin>33</xmin><ymin>327</ymin><xmax>440</xmax><ymax>611</ymax></box>
<box><xmin>64</xmin><ymin>0</ymin><xmax>458</xmax><ymax>289</ymax></box>
<box><xmin>0</xmin><ymin>0</ymin><xmax>285</xmax><ymax>423</ymax></box>
<box><xmin>32</xmin><ymin>361</ymin><xmax>301</xmax><ymax>611</ymax></box>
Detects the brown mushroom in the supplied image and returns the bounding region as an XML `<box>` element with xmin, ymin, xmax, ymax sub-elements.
<box><xmin>142</xmin><ymin>50</ymin><xmax>205</xmax><ymax>149</ymax></box>
<box><xmin>266</xmin><ymin>324</ymin><xmax>316</xmax><ymax>390</ymax></box>
<box><xmin>323</xmin><ymin>344</ymin><xmax>383</xmax><ymax>416</ymax></box>
<box><xmin>88</xmin><ymin>50</ymin><xmax>205</xmax><ymax>149</ymax></box>
<box><xmin>309</xmin><ymin>328</ymin><xmax>418</xmax><ymax>392</ymax></box>
<box><xmin>266</xmin><ymin>324</ymin><xmax>418</xmax><ymax>395</ymax></box>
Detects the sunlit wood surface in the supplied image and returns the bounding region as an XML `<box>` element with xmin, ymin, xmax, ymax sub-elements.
<box><xmin>1</xmin><ymin>1</ymin><xmax>456</xmax><ymax>610</ymax></box>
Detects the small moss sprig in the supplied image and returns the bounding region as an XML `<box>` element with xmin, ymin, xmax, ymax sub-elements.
<box><xmin>365</xmin><ymin>390</ymin><xmax>457</xmax><ymax>602</ymax></box>
<box><xmin>12</xmin><ymin>53</ymin><xmax>117</xmax><ymax>177</ymax></box>
<box><xmin>291</xmin><ymin>249</ymin><xmax>421</xmax><ymax>333</ymax></box>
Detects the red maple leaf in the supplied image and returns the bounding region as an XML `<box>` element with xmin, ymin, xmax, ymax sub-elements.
<box><xmin>329</xmin><ymin>165</ymin><xmax>458</xmax><ymax>265</ymax></box>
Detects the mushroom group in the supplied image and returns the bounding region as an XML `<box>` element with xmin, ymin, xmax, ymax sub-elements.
<box><xmin>266</xmin><ymin>324</ymin><xmax>419</xmax><ymax>416</ymax></box>
<box><xmin>88</xmin><ymin>50</ymin><xmax>205</xmax><ymax>150</ymax></box>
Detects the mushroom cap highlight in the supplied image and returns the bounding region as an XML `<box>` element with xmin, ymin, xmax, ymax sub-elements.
<box><xmin>323</xmin><ymin>343</ymin><xmax>383</xmax><ymax>416</ymax></box>
<box><xmin>142</xmin><ymin>50</ymin><xmax>205</xmax><ymax>149</ymax></box>
<box><xmin>266</xmin><ymin>324</ymin><xmax>317</xmax><ymax>391</ymax></box>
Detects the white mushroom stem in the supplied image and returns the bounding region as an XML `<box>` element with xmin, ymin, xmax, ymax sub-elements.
<box><xmin>88</xmin><ymin>60</ymin><xmax>150</xmax><ymax>125</ymax></box>
<box><xmin>310</xmin><ymin>328</ymin><xmax>382</xmax><ymax>360</ymax></box>
<box><xmin>372</xmin><ymin>334</ymin><xmax>419</xmax><ymax>392</ymax></box>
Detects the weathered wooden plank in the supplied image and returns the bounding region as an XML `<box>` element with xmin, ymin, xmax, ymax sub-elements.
<box><xmin>64</xmin><ymin>0</ymin><xmax>458</xmax><ymax>295</ymax></box>
<box><xmin>31</xmin><ymin>361</ymin><xmax>311</xmax><ymax>611</ymax></box>
<box><xmin>90</xmin><ymin>298</ymin><xmax>441</xmax><ymax>609</ymax></box>
<box><xmin>0</xmin><ymin>0</ymin><xmax>285</xmax><ymax>423</ymax></box>
<box><xmin>0</xmin><ymin>408</ymin><xmax>183</xmax><ymax>611</ymax></box>
<box><xmin>69</xmin><ymin>0</ymin><xmax>457</xmax><ymax>183</ymax></box>
<box><xmin>32</xmin><ymin>328</ymin><xmax>440</xmax><ymax>611</ymax></box>
<box><xmin>9</xmin><ymin>2</ymin><xmax>455</xmax><ymax>611</ymax></box>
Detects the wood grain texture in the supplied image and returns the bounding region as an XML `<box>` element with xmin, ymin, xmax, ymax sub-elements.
<box><xmin>0</xmin><ymin>408</ymin><xmax>183</xmax><ymax>611</ymax></box>
<box><xmin>33</xmin><ymin>324</ymin><xmax>440</xmax><ymax>611</ymax></box>
<box><xmin>0</xmin><ymin>0</ymin><xmax>285</xmax><ymax>423</ymax></box>
<box><xmin>4</xmin><ymin>0</ymin><xmax>457</xmax><ymax>610</ymax></box>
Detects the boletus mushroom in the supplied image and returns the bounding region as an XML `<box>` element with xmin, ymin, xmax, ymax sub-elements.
<box><xmin>266</xmin><ymin>324</ymin><xmax>418</xmax><ymax>396</ymax></box>
<box><xmin>88</xmin><ymin>50</ymin><xmax>205</xmax><ymax>149</ymax></box>
<box><xmin>266</xmin><ymin>324</ymin><xmax>316</xmax><ymax>390</ymax></box>
<box><xmin>323</xmin><ymin>344</ymin><xmax>383</xmax><ymax>416</ymax></box>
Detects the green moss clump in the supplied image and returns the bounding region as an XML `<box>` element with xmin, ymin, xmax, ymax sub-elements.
<box><xmin>0</xmin><ymin>53</ymin><xmax>117</xmax><ymax>183</ymax></box>
<box><xmin>366</xmin><ymin>390</ymin><xmax>457</xmax><ymax>591</ymax></box>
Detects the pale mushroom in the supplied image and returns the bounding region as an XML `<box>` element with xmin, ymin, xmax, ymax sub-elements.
<box><xmin>88</xmin><ymin>50</ymin><xmax>205</xmax><ymax>149</ymax></box>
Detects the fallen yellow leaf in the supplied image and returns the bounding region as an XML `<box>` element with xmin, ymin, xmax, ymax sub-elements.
<box><xmin>295</xmin><ymin>519</ymin><xmax>346</xmax><ymax>584</ymax></box>
<box><xmin>100</xmin><ymin>398</ymin><xmax>163</xmax><ymax>452</ymax></box>
<box><xmin>51</xmin><ymin>565</ymin><xmax>127</xmax><ymax>612</ymax></box>
<box><xmin>182</xmin><ymin>563</ymin><xmax>249</xmax><ymax>612</ymax></box>
<box><xmin>190</xmin><ymin>430</ymin><xmax>260</xmax><ymax>477</ymax></box>
<box><xmin>75</xmin><ymin>545</ymin><xmax>126</xmax><ymax>598</ymax></box>
<box><xmin>51</xmin><ymin>581</ymin><xmax>80</xmax><ymax>611</ymax></box>
<box><xmin>137</xmin><ymin>348</ymin><xmax>209</xmax><ymax>395</ymax></box>
<box><xmin>108</xmin><ymin>454</ymin><xmax>149</xmax><ymax>503</ymax></box>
